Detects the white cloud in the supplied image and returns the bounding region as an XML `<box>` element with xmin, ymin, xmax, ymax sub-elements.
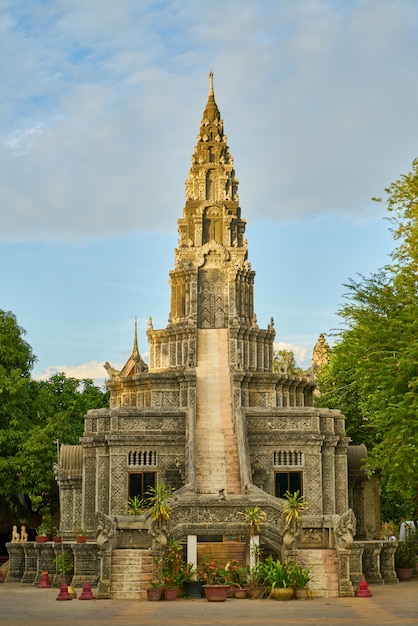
<box><xmin>1</xmin><ymin>0</ymin><xmax>418</xmax><ymax>241</ymax></box>
<box><xmin>33</xmin><ymin>360</ymin><xmax>117</xmax><ymax>387</ymax></box>
<box><xmin>273</xmin><ymin>341</ymin><xmax>309</xmax><ymax>369</ymax></box>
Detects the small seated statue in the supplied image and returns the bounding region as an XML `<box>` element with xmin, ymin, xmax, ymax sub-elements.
<box><xmin>11</xmin><ymin>525</ymin><xmax>20</xmax><ymax>543</ymax></box>
<box><xmin>20</xmin><ymin>525</ymin><xmax>28</xmax><ymax>542</ymax></box>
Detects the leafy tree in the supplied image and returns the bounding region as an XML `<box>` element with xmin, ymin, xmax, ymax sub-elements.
<box><xmin>0</xmin><ymin>310</ymin><xmax>36</xmax><ymax>521</ymax></box>
<box><xmin>315</xmin><ymin>158</ymin><xmax>418</xmax><ymax>521</ymax></box>
<box><xmin>17</xmin><ymin>373</ymin><xmax>109</xmax><ymax>518</ymax></box>
<box><xmin>0</xmin><ymin>309</ymin><xmax>109</xmax><ymax>524</ymax></box>
<box><xmin>273</xmin><ymin>349</ymin><xmax>302</xmax><ymax>375</ymax></box>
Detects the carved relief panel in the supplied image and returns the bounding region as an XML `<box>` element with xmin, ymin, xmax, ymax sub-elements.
<box><xmin>198</xmin><ymin>268</ymin><xmax>227</xmax><ymax>328</ymax></box>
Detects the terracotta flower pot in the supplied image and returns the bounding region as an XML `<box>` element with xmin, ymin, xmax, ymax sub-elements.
<box><xmin>396</xmin><ymin>567</ymin><xmax>414</xmax><ymax>581</ymax></box>
<box><xmin>163</xmin><ymin>587</ymin><xmax>177</xmax><ymax>601</ymax></box>
<box><xmin>76</xmin><ymin>535</ymin><xmax>87</xmax><ymax>544</ymax></box>
<box><xmin>146</xmin><ymin>588</ymin><xmax>162</xmax><ymax>601</ymax></box>
<box><xmin>203</xmin><ymin>585</ymin><xmax>230</xmax><ymax>602</ymax></box>
<box><xmin>295</xmin><ymin>588</ymin><xmax>309</xmax><ymax>600</ymax></box>
<box><xmin>35</xmin><ymin>536</ymin><xmax>49</xmax><ymax>543</ymax></box>
<box><xmin>234</xmin><ymin>588</ymin><xmax>247</xmax><ymax>599</ymax></box>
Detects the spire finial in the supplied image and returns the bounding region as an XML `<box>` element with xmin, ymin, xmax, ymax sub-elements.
<box><xmin>133</xmin><ymin>317</ymin><xmax>139</xmax><ymax>355</ymax></box>
<box><xmin>209</xmin><ymin>71</ymin><xmax>214</xmax><ymax>96</ymax></box>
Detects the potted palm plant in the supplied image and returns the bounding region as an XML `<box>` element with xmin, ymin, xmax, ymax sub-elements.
<box><xmin>291</xmin><ymin>562</ymin><xmax>313</xmax><ymax>599</ymax></box>
<box><xmin>143</xmin><ymin>483</ymin><xmax>173</xmax><ymax>600</ymax></box>
<box><xmin>283</xmin><ymin>490</ymin><xmax>308</xmax><ymax>550</ymax></box>
<box><xmin>258</xmin><ymin>556</ymin><xmax>295</xmax><ymax>601</ymax></box>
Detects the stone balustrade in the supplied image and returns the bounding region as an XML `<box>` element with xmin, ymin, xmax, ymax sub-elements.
<box><xmin>6</xmin><ymin>541</ymin><xmax>99</xmax><ymax>588</ymax></box>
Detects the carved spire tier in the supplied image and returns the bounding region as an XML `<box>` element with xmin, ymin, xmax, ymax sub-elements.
<box><xmin>145</xmin><ymin>73</ymin><xmax>275</xmax><ymax>372</ymax></box>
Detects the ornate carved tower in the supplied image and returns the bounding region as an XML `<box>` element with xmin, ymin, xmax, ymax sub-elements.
<box><xmin>147</xmin><ymin>73</ymin><xmax>275</xmax><ymax>373</ymax></box>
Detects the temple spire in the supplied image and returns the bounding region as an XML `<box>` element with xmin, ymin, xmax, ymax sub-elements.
<box><xmin>209</xmin><ymin>71</ymin><xmax>214</xmax><ymax>96</ymax></box>
<box><xmin>132</xmin><ymin>317</ymin><xmax>139</xmax><ymax>357</ymax></box>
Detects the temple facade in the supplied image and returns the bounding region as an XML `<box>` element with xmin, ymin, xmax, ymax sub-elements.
<box><xmin>46</xmin><ymin>75</ymin><xmax>396</xmax><ymax>598</ymax></box>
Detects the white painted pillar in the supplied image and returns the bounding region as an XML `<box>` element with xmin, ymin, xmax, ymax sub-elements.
<box><xmin>249</xmin><ymin>535</ymin><xmax>259</xmax><ymax>570</ymax></box>
<box><xmin>187</xmin><ymin>534</ymin><xmax>198</xmax><ymax>569</ymax></box>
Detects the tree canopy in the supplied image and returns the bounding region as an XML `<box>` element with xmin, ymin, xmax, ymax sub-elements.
<box><xmin>0</xmin><ymin>310</ymin><xmax>109</xmax><ymax>527</ymax></box>
<box><xmin>315</xmin><ymin>159</ymin><xmax>418</xmax><ymax>522</ymax></box>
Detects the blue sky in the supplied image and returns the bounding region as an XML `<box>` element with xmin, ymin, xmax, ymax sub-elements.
<box><xmin>1</xmin><ymin>0</ymin><xmax>416</xmax><ymax>386</ymax></box>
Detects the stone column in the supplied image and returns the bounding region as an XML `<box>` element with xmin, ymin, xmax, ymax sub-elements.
<box><xmin>338</xmin><ymin>548</ymin><xmax>354</xmax><ymax>597</ymax></box>
<box><xmin>5</xmin><ymin>542</ymin><xmax>25</xmax><ymax>582</ymax></box>
<box><xmin>83</xmin><ymin>446</ymin><xmax>97</xmax><ymax>535</ymax></box>
<box><xmin>335</xmin><ymin>439</ymin><xmax>350</xmax><ymax>514</ymax></box>
<box><xmin>362</xmin><ymin>541</ymin><xmax>384</xmax><ymax>585</ymax></box>
<box><xmin>349</xmin><ymin>543</ymin><xmax>364</xmax><ymax>586</ymax></box>
<box><xmin>34</xmin><ymin>542</ymin><xmax>56</xmax><ymax>584</ymax></box>
<box><xmin>97</xmin><ymin>548</ymin><xmax>112</xmax><ymax>599</ymax></box>
<box><xmin>71</xmin><ymin>543</ymin><xmax>99</xmax><ymax>587</ymax></box>
<box><xmin>21</xmin><ymin>543</ymin><xmax>37</xmax><ymax>583</ymax></box>
<box><xmin>380</xmin><ymin>541</ymin><xmax>398</xmax><ymax>584</ymax></box>
<box><xmin>321</xmin><ymin>440</ymin><xmax>337</xmax><ymax>515</ymax></box>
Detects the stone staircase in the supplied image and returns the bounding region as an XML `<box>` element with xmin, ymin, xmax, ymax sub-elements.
<box><xmin>195</xmin><ymin>329</ymin><xmax>241</xmax><ymax>495</ymax></box>
<box><xmin>294</xmin><ymin>549</ymin><xmax>339</xmax><ymax>598</ymax></box>
<box><xmin>110</xmin><ymin>549</ymin><xmax>152</xmax><ymax>600</ymax></box>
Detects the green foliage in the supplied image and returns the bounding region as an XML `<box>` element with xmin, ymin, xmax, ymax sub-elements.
<box><xmin>0</xmin><ymin>311</ymin><xmax>109</xmax><ymax>522</ymax></box>
<box><xmin>54</xmin><ymin>549</ymin><xmax>74</xmax><ymax>576</ymax></box>
<box><xmin>290</xmin><ymin>562</ymin><xmax>313</xmax><ymax>588</ymax></box>
<box><xmin>395</xmin><ymin>532</ymin><xmax>418</xmax><ymax>569</ymax></box>
<box><xmin>238</xmin><ymin>505</ymin><xmax>266</xmax><ymax>537</ymax></box>
<box><xmin>126</xmin><ymin>495</ymin><xmax>145</xmax><ymax>515</ymax></box>
<box><xmin>273</xmin><ymin>350</ymin><xmax>302</xmax><ymax>375</ymax></box>
<box><xmin>144</xmin><ymin>483</ymin><xmax>173</xmax><ymax>524</ymax></box>
<box><xmin>316</xmin><ymin>159</ymin><xmax>418</xmax><ymax>521</ymax></box>
<box><xmin>0</xmin><ymin>311</ymin><xmax>36</xmax><ymax>517</ymax></box>
<box><xmin>257</xmin><ymin>556</ymin><xmax>294</xmax><ymax>591</ymax></box>
<box><xmin>283</xmin><ymin>490</ymin><xmax>308</xmax><ymax>533</ymax></box>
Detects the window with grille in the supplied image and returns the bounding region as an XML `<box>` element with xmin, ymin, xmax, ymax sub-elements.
<box><xmin>129</xmin><ymin>472</ymin><xmax>156</xmax><ymax>500</ymax></box>
<box><xmin>275</xmin><ymin>471</ymin><xmax>303</xmax><ymax>498</ymax></box>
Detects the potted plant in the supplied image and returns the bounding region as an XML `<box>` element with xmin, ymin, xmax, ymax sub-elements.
<box><xmin>226</xmin><ymin>560</ymin><xmax>248</xmax><ymax>598</ymax></box>
<box><xmin>146</xmin><ymin>578</ymin><xmax>163</xmax><ymax>601</ymax></box>
<box><xmin>291</xmin><ymin>562</ymin><xmax>313</xmax><ymax>599</ymax></box>
<box><xmin>182</xmin><ymin>565</ymin><xmax>204</xmax><ymax>599</ymax></box>
<box><xmin>52</xmin><ymin>527</ymin><xmax>62</xmax><ymax>543</ymax></box>
<box><xmin>283</xmin><ymin>490</ymin><xmax>308</xmax><ymax>550</ymax></box>
<box><xmin>75</xmin><ymin>528</ymin><xmax>87</xmax><ymax>543</ymax></box>
<box><xmin>126</xmin><ymin>495</ymin><xmax>144</xmax><ymax>515</ymax></box>
<box><xmin>142</xmin><ymin>483</ymin><xmax>173</xmax><ymax>596</ymax></box>
<box><xmin>199</xmin><ymin>557</ymin><xmax>230</xmax><ymax>602</ymax></box>
<box><xmin>238</xmin><ymin>505</ymin><xmax>266</xmax><ymax>571</ymax></box>
<box><xmin>54</xmin><ymin>549</ymin><xmax>74</xmax><ymax>583</ymax></box>
<box><xmin>35</xmin><ymin>524</ymin><xmax>49</xmax><ymax>543</ymax></box>
<box><xmin>395</xmin><ymin>534</ymin><xmax>417</xmax><ymax>580</ymax></box>
<box><xmin>258</xmin><ymin>556</ymin><xmax>295</xmax><ymax>601</ymax></box>
<box><xmin>162</xmin><ymin>540</ymin><xmax>185</xmax><ymax>600</ymax></box>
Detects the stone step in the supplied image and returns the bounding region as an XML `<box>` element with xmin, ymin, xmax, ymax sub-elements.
<box><xmin>110</xmin><ymin>549</ymin><xmax>152</xmax><ymax>599</ymax></box>
<box><xmin>294</xmin><ymin>549</ymin><xmax>339</xmax><ymax>597</ymax></box>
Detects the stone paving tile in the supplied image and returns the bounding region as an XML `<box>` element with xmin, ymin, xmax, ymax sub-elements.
<box><xmin>1</xmin><ymin>581</ymin><xmax>417</xmax><ymax>626</ymax></box>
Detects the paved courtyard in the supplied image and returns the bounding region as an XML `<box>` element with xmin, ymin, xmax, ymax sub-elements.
<box><xmin>1</xmin><ymin>580</ymin><xmax>417</xmax><ymax>626</ymax></box>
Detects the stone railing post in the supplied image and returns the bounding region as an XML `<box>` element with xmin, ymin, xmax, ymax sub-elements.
<box><xmin>34</xmin><ymin>542</ymin><xmax>56</xmax><ymax>584</ymax></box>
<box><xmin>380</xmin><ymin>541</ymin><xmax>398</xmax><ymax>584</ymax></box>
<box><xmin>21</xmin><ymin>542</ymin><xmax>37</xmax><ymax>583</ymax></box>
<box><xmin>71</xmin><ymin>543</ymin><xmax>99</xmax><ymax>587</ymax></box>
<box><xmin>5</xmin><ymin>542</ymin><xmax>25</xmax><ymax>582</ymax></box>
<box><xmin>362</xmin><ymin>541</ymin><xmax>384</xmax><ymax>585</ymax></box>
<box><xmin>349</xmin><ymin>543</ymin><xmax>364</xmax><ymax>587</ymax></box>
<box><xmin>337</xmin><ymin>548</ymin><xmax>354</xmax><ymax>597</ymax></box>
